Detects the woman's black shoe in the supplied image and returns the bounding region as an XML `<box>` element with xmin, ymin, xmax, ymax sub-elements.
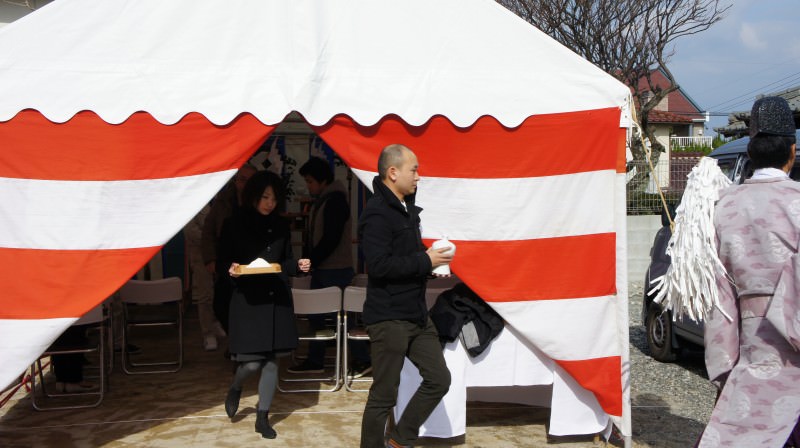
<box><xmin>225</xmin><ymin>387</ymin><xmax>241</xmax><ymax>418</ymax></box>
<box><xmin>255</xmin><ymin>410</ymin><xmax>277</xmax><ymax>439</ymax></box>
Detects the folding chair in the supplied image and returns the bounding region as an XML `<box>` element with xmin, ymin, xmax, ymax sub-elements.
<box><xmin>119</xmin><ymin>277</ymin><xmax>183</xmax><ymax>374</ymax></box>
<box><xmin>279</xmin><ymin>286</ymin><xmax>342</xmax><ymax>392</ymax></box>
<box><xmin>342</xmin><ymin>286</ymin><xmax>373</xmax><ymax>392</ymax></box>
<box><xmin>30</xmin><ymin>302</ymin><xmax>109</xmax><ymax>410</ymax></box>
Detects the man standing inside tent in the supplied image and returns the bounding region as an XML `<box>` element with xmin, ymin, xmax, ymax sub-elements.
<box><xmin>358</xmin><ymin>144</ymin><xmax>453</xmax><ymax>448</ymax></box>
<box><xmin>288</xmin><ymin>156</ymin><xmax>372</xmax><ymax>377</ymax></box>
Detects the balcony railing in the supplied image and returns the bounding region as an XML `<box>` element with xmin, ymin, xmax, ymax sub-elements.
<box><xmin>670</xmin><ymin>136</ymin><xmax>713</xmax><ymax>150</ymax></box>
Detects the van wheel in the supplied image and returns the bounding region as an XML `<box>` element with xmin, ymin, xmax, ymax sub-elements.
<box><xmin>646</xmin><ymin>304</ymin><xmax>677</xmax><ymax>362</ymax></box>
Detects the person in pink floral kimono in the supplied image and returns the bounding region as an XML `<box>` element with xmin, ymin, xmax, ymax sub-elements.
<box><xmin>699</xmin><ymin>96</ymin><xmax>800</xmax><ymax>448</ymax></box>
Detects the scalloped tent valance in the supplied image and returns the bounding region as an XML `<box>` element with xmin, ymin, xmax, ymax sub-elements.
<box><xmin>0</xmin><ymin>0</ymin><xmax>631</xmax><ymax>440</ymax></box>
<box><xmin>0</xmin><ymin>0</ymin><xmax>629</xmax><ymax>127</ymax></box>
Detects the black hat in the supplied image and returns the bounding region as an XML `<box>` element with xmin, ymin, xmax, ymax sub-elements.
<box><xmin>750</xmin><ymin>96</ymin><xmax>795</xmax><ymax>138</ymax></box>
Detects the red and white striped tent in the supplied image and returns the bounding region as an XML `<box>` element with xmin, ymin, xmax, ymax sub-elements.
<box><xmin>0</xmin><ymin>0</ymin><xmax>632</xmax><ymax>436</ymax></box>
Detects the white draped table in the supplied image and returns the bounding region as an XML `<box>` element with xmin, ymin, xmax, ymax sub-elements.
<box><xmin>395</xmin><ymin>326</ymin><xmax>610</xmax><ymax>438</ymax></box>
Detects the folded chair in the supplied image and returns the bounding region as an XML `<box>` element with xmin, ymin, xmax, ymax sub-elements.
<box><xmin>342</xmin><ymin>286</ymin><xmax>372</xmax><ymax>392</ymax></box>
<box><xmin>279</xmin><ymin>286</ymin><xmax>342</xmax><ymax>392</ymax></box>
<box><xmin>30</xmin><ymin>302</ymin><xmax>109</xmax><ymax>410</ymax></box>
<box><xmin>119</xmin><ymin>277</ymin><xmax>183</xmax><ymax>374</ymax></box>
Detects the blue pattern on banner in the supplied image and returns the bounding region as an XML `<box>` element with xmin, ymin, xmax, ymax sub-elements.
<box><xmin>309</xmin><ymin>136</ymin><xmax>336</xmax><ymax>170</ymax></box>
<box><xmin>256</xmin><ymin>135</ymin><xmax>287</xmax><ymax>177</ymax></box>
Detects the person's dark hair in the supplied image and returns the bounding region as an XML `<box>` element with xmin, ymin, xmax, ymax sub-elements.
<box><xmin>298</xmin><ymin>157</ymin><xmax>334</xmax><ymax>184</ymax></box>
<box><xmin>378</xmin><ymin>144</ymin><xmax>411</xmax><ymax>179</ymax></box>
<box><xmin>241</xmin><ymin>171</ymin><xmax>286</xmax><ymax>213</ymax></box>
<box><xmin>747</xmin><ymin>135</ymin><xmax>796</xmax><ymax>170</ymax></box>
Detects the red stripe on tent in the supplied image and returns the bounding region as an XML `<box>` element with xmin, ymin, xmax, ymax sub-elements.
<box><xmin>0</xmin><ymin>110</ymin><xmax>275</xmax><ymax>181</ymax></box>
<box><xmin>424</xmin><ymin>233</ymin><xmax>616</xmax><ymax>301</ymax></box>
<box><xmin>0</xmin><ymin>247</ymin><xmax>160</xmax><ymax>319</ymax></box>
<box><xmin>616</xmin><ymin>128</ymin><xmax>628</xmax><ymax>174</ymax></box>
<box><xmin>556</xmin><ymin>357</ymin><xmax>623</xmax><ymax>417</ymax></box>
<box><xmin>313</xmin><ymin>108</ymin><xmax>622</xmax><ymax>179</ymax></box>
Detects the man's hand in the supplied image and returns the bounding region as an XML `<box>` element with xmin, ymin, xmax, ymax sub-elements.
<box><xmin>298</xmin><ymin>258</ymin><xmax>311</xmax><ymax>273</ymax></box>
<box><xmin>427</xmin><ymin>246</ymin><xmax>454</xmax><ymax>268</ymax></box>
<box><xmin>228</xmin><ymin>263</ymin><xmax>241</xmax><ymax>278</ymax></box>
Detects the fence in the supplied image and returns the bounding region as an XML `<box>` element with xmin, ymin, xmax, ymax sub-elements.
<box><xmin>626</xmin><ymin>156</ymin><xmax>702</xmax><ymax>215</ymax></box>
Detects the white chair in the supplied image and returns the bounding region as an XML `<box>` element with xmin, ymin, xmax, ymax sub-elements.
<box><xmin>278</xmin><ymin>286</ymin><xmax>342</xmax><ymax>392</ymax></box>
<box><xmin>119</xmin><ymin>277</ymin><xmax>183</xmax><ymax>374</ymax></box>
<box><xmin>342</xmin><ymin>286</ymin><xmax>372</xmax><ymax>392</ymax></box>
<box><xmin>30</xmin><ymin>302</ymin><xmax>109</xmax><ymax>411</ymax></box>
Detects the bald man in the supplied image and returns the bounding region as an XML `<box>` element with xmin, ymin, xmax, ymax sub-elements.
<box><xmin>358</xmin><ymin>144</ymin><xmax>453</xmax><ymax>448</ymax></box>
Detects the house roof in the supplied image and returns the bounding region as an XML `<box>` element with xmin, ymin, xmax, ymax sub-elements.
<box><xmin>636</xmin><ymin>69</ymin><xmax>706</xmax><ymax>122</ymax></box>
<box><xmin>647</xmin><ymin>109</ymin><xmax>695</xmax><ymax>124</ymax></box>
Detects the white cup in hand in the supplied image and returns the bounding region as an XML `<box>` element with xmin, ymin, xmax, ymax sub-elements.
<box><xmin>432</xmin><ymin>237</ymin><xmax>456</xmax><ymax>276</ymax></box>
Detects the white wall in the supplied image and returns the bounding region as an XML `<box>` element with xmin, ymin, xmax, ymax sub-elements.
<box><xmin>626</xmin><ymin>215</ymin><xmax>662</xmax><ymax>285</ymax></box>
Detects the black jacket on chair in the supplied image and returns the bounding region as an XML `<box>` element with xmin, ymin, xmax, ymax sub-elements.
<box><xmin>358</xmin><ymin>176</ymin><xmax>432</xmax><ymax>326</ymax></box>
<box><xmin>429</xmin><ymin>283</ymin><xmax>504</xmax><ymax>357</ymax></box>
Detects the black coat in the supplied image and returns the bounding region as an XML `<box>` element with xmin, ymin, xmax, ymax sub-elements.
<box><xmin>218</xmin><ymin>208</ymin><xmax>299</xmax><ymax>354</ymax></box>
<box><xmin>429</xmin><ymin>283</ymin><xmax>504</xmax><ymax>357</ymax></box>
<box><xmin>358</xmin><ymin>177</ymin><xmax>432</xmax><ymax>326</ymax></box>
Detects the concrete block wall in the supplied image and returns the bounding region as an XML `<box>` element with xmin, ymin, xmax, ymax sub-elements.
<box><xmin>626</xmin><ymin>215</ymin><xmax>663</xmax><ymax>285</ymax></box>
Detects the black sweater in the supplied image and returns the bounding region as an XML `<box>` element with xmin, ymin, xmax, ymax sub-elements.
<box><xmin>358</xmin><ymin>177</ymin><xmax>433</xmax><ymax>326</ymax></box>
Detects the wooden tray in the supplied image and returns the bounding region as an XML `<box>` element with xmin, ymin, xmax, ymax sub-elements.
<box><xmin>233</xmin><ymin>263</ymin><xmax>282</xmax><ymax>275</ymax></box>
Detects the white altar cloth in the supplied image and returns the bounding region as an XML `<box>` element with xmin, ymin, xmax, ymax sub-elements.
<box><xmin>395</xmin><ymin>326</ymin><xmax>610</xmax><ymax>437</ymax></box>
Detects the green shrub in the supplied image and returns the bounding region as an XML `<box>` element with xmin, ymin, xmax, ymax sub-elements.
<box><xmin>671</xmin><ymin>142</ymin><xmax>712</xmax><ymax>155</ymax></box>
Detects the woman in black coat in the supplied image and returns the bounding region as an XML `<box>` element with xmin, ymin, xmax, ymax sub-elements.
<box><xmin>218</xmin><ymin>171</ymin><xmax>310</xmax><ymax>439</ymax></box>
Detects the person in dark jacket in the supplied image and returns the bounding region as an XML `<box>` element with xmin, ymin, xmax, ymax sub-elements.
<box><xmin>202</xmin><ymin>163</ymin><xmax>257</xmax><ymax>333</ymax></box>
<box><xmin>359</xmin><ymin>144</ymin><xmax>453</xmax><ymax>448</ymax></box>
<box><xmin>218</xmin><ymin>171</ymin><xmax>310</xmax><ymax>439</ymax></box>
<box><xmin>288</xmin><ymin>157</ymin><xmax>372</xmax><ymax>377</ymax></box>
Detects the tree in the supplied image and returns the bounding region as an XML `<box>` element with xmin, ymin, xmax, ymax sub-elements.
<box><xmin>497</xmin><ymin>0</ymin><xmax>729</xmax><ymax>165</ymax></box>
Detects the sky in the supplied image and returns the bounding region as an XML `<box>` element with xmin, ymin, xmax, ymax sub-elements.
<box><xmin>667</xmin><ymin>0</ymin><xmax>800</xmax><ymax>136</ymax></box>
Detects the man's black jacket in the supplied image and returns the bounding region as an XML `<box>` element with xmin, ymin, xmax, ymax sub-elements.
<box><xmin>358</xmin><ymin>176</ymin><xmax>432</xmax><ymax>326</ymax></box>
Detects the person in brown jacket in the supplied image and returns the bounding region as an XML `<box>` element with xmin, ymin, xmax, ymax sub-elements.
<box><xmin>288</xmin><ymin>157</ymin><xmax>372</xmax><ymax>376</ymax></box>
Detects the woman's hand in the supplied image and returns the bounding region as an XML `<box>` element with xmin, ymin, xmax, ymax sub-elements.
<box><xmin>297</xmin><ymin>258</ymin><xmax>311</xmax><ymax>273</ymax></box>
<box><xmin>228</xmin><ymin>263</ymin><xmax>241</xmax><ymax>278</ymax></box>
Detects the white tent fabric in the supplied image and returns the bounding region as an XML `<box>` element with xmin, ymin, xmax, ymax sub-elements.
<box><xmin>0</xmin><ymin>0</ymin><xmax>629</xmax><ymax>127</ymax></box>
<box><xmin>0</xmin><ymin>0</ymin><xmax>632</xmax><ymax>440</ymax></box>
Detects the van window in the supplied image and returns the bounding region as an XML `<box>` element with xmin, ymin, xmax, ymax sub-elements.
<box><xmin>715</xmin><ymin>157</ymin><xmax>737</xmax><ymax>181</ymax></box>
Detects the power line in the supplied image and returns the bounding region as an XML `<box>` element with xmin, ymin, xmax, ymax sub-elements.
<box><xmin>707</xmin><ymin>71</ymin><xmax>800</xmax><ymax>111</ymax></box>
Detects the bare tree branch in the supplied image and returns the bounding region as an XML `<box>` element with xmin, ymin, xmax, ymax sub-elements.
<box><xmin>497</xmin><ymin>0</ymin><xmax>729</xmax><ymax>163</ymax></box>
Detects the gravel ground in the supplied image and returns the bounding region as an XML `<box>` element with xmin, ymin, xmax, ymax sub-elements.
<box><xmin>627</xmin><ymin>281</ymin><xmax>718</xmax><ymax>447</ymax></box>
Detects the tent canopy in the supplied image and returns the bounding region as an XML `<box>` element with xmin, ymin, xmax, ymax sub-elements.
<box><xmin>0</xmin><ymin>0</ymin><xmax>629</xmax><ymax>127</ymax></box>
<box><xmin>0</xmin><ymin>0</ymin><xmax>631</xmax><ymax>436</ymax></box>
